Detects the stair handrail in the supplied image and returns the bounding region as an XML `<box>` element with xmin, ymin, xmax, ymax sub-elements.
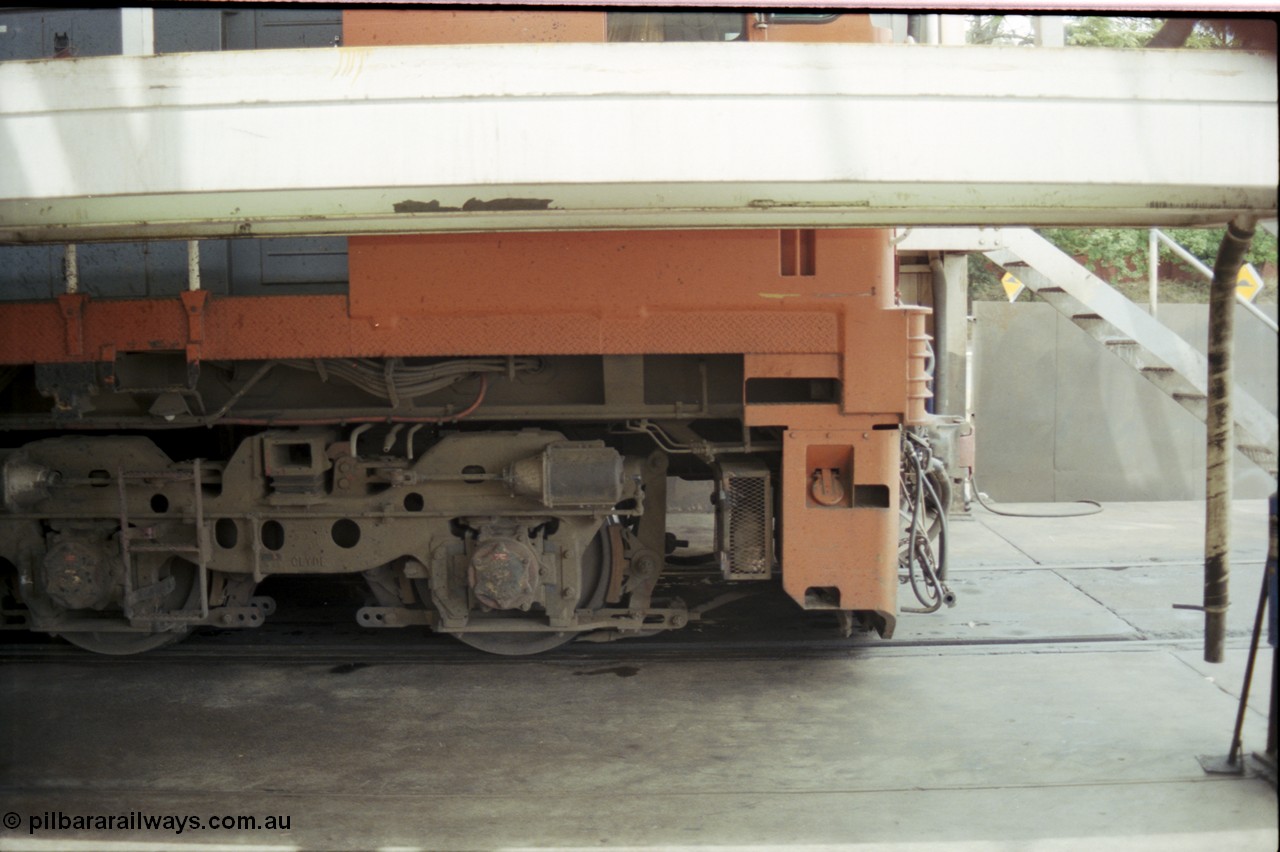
<box><xmin>994</xmin><ymin>228</ymin><xmax>1277</xmax><ymax>456</ymax></box>
<box><xmin>1151</xmin><ymin>228</ymin><xmax>1278</xmax><ymax>333</ymax></box>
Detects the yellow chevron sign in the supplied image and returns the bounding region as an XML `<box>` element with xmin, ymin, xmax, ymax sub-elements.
<box><xmin>1001</xmin><ymin>271</ymin><xmax>1026</xmax><ymax>302</ymax></box>
<box><xmin>1236</xmin><ymin>263</ymin><xmax>1264</xmax><ymax>303</ymax></box>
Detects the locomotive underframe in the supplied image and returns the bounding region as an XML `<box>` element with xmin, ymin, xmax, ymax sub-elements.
<box><xmin>0</xmin><ymin>342</ymin><xmax>922</xmax><ymax>652</ymax></box>
<box><xmin>0</xmin><ymin>223</ymin><xmax>929</xmax><ymax>654</ymax></box>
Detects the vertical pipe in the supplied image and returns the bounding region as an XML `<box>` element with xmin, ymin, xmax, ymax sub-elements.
<box><xmin>930</xmin><ymin>257</ymin><xmax>949</xmax><ymax>415</ymax></box>
<box><xmin>1148</xmin><ymin>228</ymin><xmax>1159</xmax><ymax>318</ymax></box>
<box><xmin>1204</xmin><ymin>216</ymin><xmax>1255</xmax><ymax>663</ymax></box>
<box><xmin>62</xmin><ymin>244</ymin><xmax>78</xmax><ymax>294</ymax></box>
<box><xmin>187</xmin><ymin>240</ymin><xmax>201</xmax><ymax>291</ymax></box>
<box><xmin>120</xmin><ymin>8</ymin><xmax>156</xmax><ymax>56</ymax></box>
<box><xmin>1267</xmin><ymin>495</ymin><xmax>1277</xmax><ymax>760</ymax></box>
<box><xmin>1034</xmin><ymin>17</ymin><xmax>1066</xmax><ymax>47</ymax></box>
<box><xmin>923</xmin><ymin>14</ymin><xmax>940</xmax><ymax>45</ymax></box>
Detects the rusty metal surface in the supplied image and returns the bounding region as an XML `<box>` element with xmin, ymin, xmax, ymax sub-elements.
<box><xmin>0</xmin><ymin>296</ymin><xmax>844</xmax><ymax>365</ymax></box>
<box><xmin>343</xmin><ymin>9</ymin><xmax>605</xmax><ymax>45</ymax></box>
<box><xmin>778</xmin><ymin>423</ymin><xmax>901</xmax><ymax>627</ymax></box>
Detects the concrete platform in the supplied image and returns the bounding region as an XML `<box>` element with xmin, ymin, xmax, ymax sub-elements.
<box><xmin>1</xmin><ymin>501</ymin><xmax>1276</xmax><ymax>851</ymax></box>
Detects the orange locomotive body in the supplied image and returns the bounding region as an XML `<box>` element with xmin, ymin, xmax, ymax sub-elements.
<box><xmin>0</xmin><ymin>11</ymin><xmax>949</xmax><ymax>654</ymax></box>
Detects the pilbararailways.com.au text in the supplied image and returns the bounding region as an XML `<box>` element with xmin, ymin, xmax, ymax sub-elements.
<box><xmin>4</xmin><ymin>810</ymin><xmax>291</xmax><ymax>835</ymax></box>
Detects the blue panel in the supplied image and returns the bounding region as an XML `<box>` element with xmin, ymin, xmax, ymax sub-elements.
<box><xmin>229</xmin><ymin>239</ymin><xmax>347</xmax><ymax>296</ymax></box>
<box><xmin>0</xmin><ymin>8</ymin><xmax>122</xmax><ymax>61</ymax></box>
<box><xmin>154</xmin><ymin>9</ymin><xmax>223</xmax><ymax>54</ymax></box>
<box><xmin>0</xmin><ymin>8</ymin><xmax>347</xmax><ymax>302</ymax></box>
<box><xmin>0</xmin><ymin>246</ymin><xmax>58</xmax><ymax>301</ymax></box>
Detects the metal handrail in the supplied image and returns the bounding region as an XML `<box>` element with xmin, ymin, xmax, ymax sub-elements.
<box><xmin>1151</xmin><ymin>228</ymin><xmax>1278</xmax><ymax>333</ymax></box>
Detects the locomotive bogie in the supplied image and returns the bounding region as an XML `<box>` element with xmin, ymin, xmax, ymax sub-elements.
<box><xmin>0</xmin><ymin>425</ymin><xmax>685</xmax><ymax>653</ymax></box>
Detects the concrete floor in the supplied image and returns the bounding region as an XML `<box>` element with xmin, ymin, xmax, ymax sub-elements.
<box><xmin>1</xmin><ymin>500</ymin><xmax>1275</xmax><ymax>851</ymax></box>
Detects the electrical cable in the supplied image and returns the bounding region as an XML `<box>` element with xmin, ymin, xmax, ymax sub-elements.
<box><xmin>922</xmin><ymin>470</ymin><xmax>949</xmax><ymax>583</ymax></box>
<box><xmin>219</xmin><ymin>374</ymin><xmax>488</xmax><ymax>427</ymax></box>
<box><xmin>971</xmin><ymin>476</ymin><xmax>1102</xmax><ymax>517</ymax></box>
<box><xmin>279</xmin><ymin>357</ymin><xmax>538</xmax><ymax>402</ymax></box>
<box><xmin>900</xmin><ymin>430</ymin><xmax>954</xmax><ymax>612</ymax></box>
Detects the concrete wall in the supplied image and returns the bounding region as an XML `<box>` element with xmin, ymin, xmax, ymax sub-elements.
<box><xmin>973</xmin><ymin>302</ymin><xmax>1276</xmax><ymax>502</ymax></box>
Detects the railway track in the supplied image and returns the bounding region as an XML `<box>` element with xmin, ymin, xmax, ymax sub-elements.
<box><xmin>0</xmin><ymin>631</ymin><xmax>1237</xmax><ymax>668</ymax></box>
<box><xmin>2</xmin><ymin>562</ymin><xmax>1261</xmax><ymax>665</ymax></box>
<box><xmin>0</xmin><ymin>611</ymin><xmax>1239</xmax><ymax>668</ymax></box>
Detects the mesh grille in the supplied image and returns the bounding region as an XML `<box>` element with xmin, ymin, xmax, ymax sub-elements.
<box><xmin>717</xmin><ymin>462</ymin><xmax>772</xmax><ymax>580</ymax></box>
<box><xmin>726</xmin><ymin>476</ymin><xmax>768</xmax><ymax>576</ymax></box>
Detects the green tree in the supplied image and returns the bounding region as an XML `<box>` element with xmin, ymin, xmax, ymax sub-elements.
<box><xmin>966</xmin><ymin>16</ymin><xmax>1033</xmax><ymax>46</ymax></box>
<box><xmin>961</xmin><ymin>14</ymin><xmax>1277</xmax><ymax>303</ymax></box>
<box><xmin>1035</xmin><ymin>227</ymin><xmax>1278</xmax><ymax>304</ymax></box>
<box><xmin>1066</xmin><ymin>17</ymin><xmax>1160</xmax><ymax>48</ymax></box>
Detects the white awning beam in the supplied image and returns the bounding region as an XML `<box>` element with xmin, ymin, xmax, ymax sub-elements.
<box><xmin>1</xmin><ymin>42</ymin><xmax>1275</xmax><ymax>243</ymax></box>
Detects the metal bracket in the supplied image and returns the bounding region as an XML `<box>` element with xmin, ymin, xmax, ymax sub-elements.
<box><xmin>180</xmin><ymin>290</ymin><xmax>208</xmax><ymax>375</ymax></box>
<box><xmin>248</xmin><ymin>595</ymin><xmax>277</xmax><ymax>616</ymax></box>
<box><xmin>208</xmin><ymin>606</ymin><xmax>267</xmax><ymax>629</ymax></box>
<box><xmin>124</xmin><ymin>576</ymin><xmax>177</xmax><ymax>611</ymax></box>
<box><xmin>117</xmin><ymin>461</ymin><xmax>211</xmax><ymax>626</ymax></box>
<box><xmin>627</xmin><ymin>451</ymin><xmax>669</xmax><ymax>608</ymax></box>
<box><xmin>356</xmin><ymin>606</ymin><xmax>432</xmax><ymax>628</ymax></box>
<box><xmin>56</xmin><ymin>293</ymin><xmax>88</xmax><ymax>357</ymax></box>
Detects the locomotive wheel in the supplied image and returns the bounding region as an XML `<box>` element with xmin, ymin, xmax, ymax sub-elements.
<box><xmin>59</xmin><ymin>627</ymin><xmax>187</xmax><ymax>655</ymax></box>
<box><xmin>59</xmin><ymin>557</ymin><xmax>200</xmax><ymax>656</ymax></box>
<box><xmin>423</xmin><ymin>527</ymin><xmax>612</xmax><ymax>656</ymax></box>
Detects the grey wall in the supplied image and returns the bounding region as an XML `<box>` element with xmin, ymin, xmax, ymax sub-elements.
<box><xmin>973</xmin><ymin>302</ymin><xmax>1277</xmax><ymax>502</ymax></box>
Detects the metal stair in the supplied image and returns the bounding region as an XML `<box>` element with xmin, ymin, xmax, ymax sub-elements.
<box><xmin>982</xmin><ymin>228</ymin><xmax>1277</xmax><ymax>475</ymax></box>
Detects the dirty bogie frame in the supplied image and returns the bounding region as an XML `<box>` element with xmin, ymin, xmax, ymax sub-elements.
<box><xmin>0</xmin><ymin>365</ymin><xmax>721</xmax><ymax>654</ymax></box>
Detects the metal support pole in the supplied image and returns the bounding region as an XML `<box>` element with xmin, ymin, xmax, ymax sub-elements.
<box><xmin>1204</xmin><ymin>216</ymin><xmax>1255</xmax><ymax>664</ymax></box>
<box><xmin>62</xmin><ymin>245</ymin><xmax>78</xmax><ymax>294</ymax></box>
<box><xmin>930</xmin><ymin>256</ymin><xmax>948</xmax><ymax>415</ymax></box>
<box><xmin>1199</xmin><ymin>498</ymin><xmax>1276</xmax><ymax>775</ymax></box>
<box><xmin>121</xmin><ymin>8</ymin><xmax>155</xmax><ymax>57</ymax></box>
<box><xmin>938</xmin><ymin>16</ymin><xmax>968</xmax><ymax>46</ymax></box>
<box><xmin>1033</xmin><ymin>17</ymin><xmax>1066</xmax><ymax>48</ymax></box>
<box><xmin>1148</xmin><ymin>228</ymin><xmax>1159</xmax><ymax>318</ymax></box>
<box><xmin>187</xmin><ymin>241</ymin><xmax>201</xmax><ymax>292</ymax></box>
<box><xmin>922</xmin><ymin>15</ymin><xmax>940</xmax><ymax>46</ymax></box>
